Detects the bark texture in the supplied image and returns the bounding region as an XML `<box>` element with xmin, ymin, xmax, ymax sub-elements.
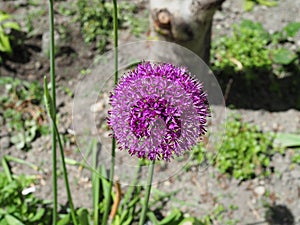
<box><xmin>150</xmin><ymin>0</ymin><xmax>225</xmax><ymax>64</ymax></box>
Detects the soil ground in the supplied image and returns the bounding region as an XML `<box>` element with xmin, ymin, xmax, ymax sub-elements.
<box><xmin>1</xmin><ymin>0</ymin><xmax>300</xmax><ymax>224</ymax></box>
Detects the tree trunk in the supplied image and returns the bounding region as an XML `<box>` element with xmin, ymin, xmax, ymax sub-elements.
<box><xmin>149</xmin><ymin>0</ymin><xmax>225</xmax><ymax>64</ymax></box>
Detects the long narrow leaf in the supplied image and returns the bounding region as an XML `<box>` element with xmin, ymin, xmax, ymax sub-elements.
<box><xmin>92</xmin><ymin>169</ymin><xmax>100</xmax><ymax>225</ymax></box>
<box><xmin>78</xmin><ymin>208</ymin><xmax>90</xmax><ymax>225</ymax></box>
<box><xmin>65</xmin><ymin>158</ymin><xmax>94</xmax><ymax>172</ymax></box>
<box><xmin>5</xmin><ymin>214</ymin><xmax>25</xmax><ymax>225</ymax></box>
<box><xmin>121</xmin><ymin>207</ymin><xmax>134</xmax><ymax>225</ymax></box>
<box><xmin>5</xmin><ymin>155</ymin><xmax>39</xmax><ymax>171</ymax></box>
<box><xmin>0</xmin><ymin>32</ymin><xmax>12</xmax><ymax>53</ymax></box>
<box><xmin>0</xmin><ymin>13</ymin><xmax>11</xmax><ymax>22</ymax></box>
<box><xmin>91</xmin><ymin>137</ymin><xmax>100</xmax><ymax>224</ymax></box>
<box><xmin>81</xmin><ymin>138</ymin><xmax>97</xmax><ymax>167</ymax></box>
<box><xmin>274</xmin><ymin>133</ymin><xmax>300</xmax><ymax>148</ymax></box>
<box><xmin>159</xmin><ymin>209</ymin><xmax>182</xmax><ymax>225</ymax></box>
<box><xmin>100</xmin><ymin>165</ymin><xmax>110</xmax><ymax>199</ymax></box>
<box><xmin>2</xmin><ymin>156</ymin><xmax>12</xmax><ymax>182</ymax></box>
<box><xmin>3</xmin><ymin>21</ymin><xmax>20</xmax><ymax>30</ymax></box>
<box><xmin>57</xmin><ymin>215</ymin><xmax>70</xmax><ymax>225</ymax></box>
<box><xmin>121</xmin><ymin>160</ymin><xmax>143</xmax><ymax>211</ymax></box>
<box><xmin>147</xmin><ymin>212</ymin><xmax>159</xmax><ymax>225</ymax></box>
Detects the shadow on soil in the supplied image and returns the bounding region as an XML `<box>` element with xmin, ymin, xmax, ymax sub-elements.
<box><xmin>246</xmin><ymin>204</ymin><xmax>295</xmax><ymax>225</ymax></box>
<box><xmin>215</xmin><ymin>57</ymin><xmax>300</xmax><ymax>112</ymax></box>
<box><xmin>265</xmin><ymin>204</ymin><xmax>295</xmax><ymax>225</ymax></box>
<box><xmin>0</xmin><ymin>31</ymin><xmax>41</xmax><ymax>74</ymax></box>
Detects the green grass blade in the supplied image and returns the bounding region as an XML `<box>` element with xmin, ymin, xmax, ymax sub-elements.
<box><xmin>274</xmin><ymin>133</ymin><xmax>300</xmax><ymax>148</ymax></box>
<box><xmin>2</xmin><ymin>156</ymin><xmax>12</xmax><ymax>182</ymax></box>
<box><xmin>78</xmin><ymin>208</ymin><xmax>90</xmax><ymax>225</ymax></box>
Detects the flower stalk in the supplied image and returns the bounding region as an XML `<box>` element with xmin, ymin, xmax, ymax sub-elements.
<box><xmin>47</xmin><ymin>1</ymin><xmax>57</xmax><ymax>224</ymax></box>
<box><xmin>53</xmin><ymin>122</ymin><xmax>78</xmax><ymax>225</ymax></box>
<box><xmin>44</xmin><ymin>77</ymin><xmax>78</xmax><ymax>225</ymax></box>
<box><xmin>139</xmin><ymin>160</ymin><xmax>155</xmax><ymax>225</ymax></box>
<box><xmin>101</xmin><ymin>0</ymin><xmax>118</xmax><ymax>224</ymax></box>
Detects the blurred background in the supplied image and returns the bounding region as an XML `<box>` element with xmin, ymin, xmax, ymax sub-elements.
<box><xmin>0</xmin><ymin>0</ymin><xmax>300</xmax><ymax>224</ymax></box>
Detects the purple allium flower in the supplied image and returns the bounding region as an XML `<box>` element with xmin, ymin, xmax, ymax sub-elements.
<box><xmin>107</xmin><ymin>62</ymin><xmax>209</xmax><ymax>161</ymax></box>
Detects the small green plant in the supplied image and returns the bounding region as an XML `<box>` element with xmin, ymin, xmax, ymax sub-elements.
<box><xmin>58</xmin><ymin>2</ymin><xmax>77</xmax><ymax>16</ymax></box>
<box><xmin>270</xmin><ymin>22</ymin><xmax>300</xmax><ymax>65</ymax></box>
<box><xmin>0</xmin><ymin>77</ymin><xmax>48</xmax><ymax>150</ymax></box>
<box><xmin>211</xmin><ymin>20</ymin><xmax>300</xmax><ymax>80</ymax></box>
<box><xmin>199</xmin><ymin>203</ymin><xmax>241</xmax><ymax>224</ymax></box>
<box><xmin>24</xmin><ymin>8</ymin><xmax>47</xmax><ymax>36</ymax></box>
<box><xmin>76</xmin><ymin>0</ymin><xmax>147</xmax><ymax>52</ymax></box>
<box><xmin>244</xmin><ymin>0</ymin><xmax>278</xmax><ymax>11</ymax></box>
<box><xmin>217</xmin><ymin>116</ymin><xmax>275</xmax><ymax>179</ymax></box>
<box><xmin>0</xmin><ymin>11</ymin><xmax>20</xmax><ymax>62</ymax></box>
<box><xmin>211</xmin><ymin>20</ymin><xmax>272</xmax><ymax>77</ymax></box>
<box><xmin>0</xmin><ymin>172</ymin><xmax>52</xmax><ymax>224</ymax></box>
<box><xmin>192</xmin><ymin>115</ymin><xmax>277</xmax><ymax>180</ymax></box>
<box><xmin>119</xmin><ymin>3</ymin><xmax>148</xmax><ymax>37</ymax></box>
<box><xmin>147</xmin><ymin>208</ymin><xmax>209</xmax><ymax>225</ymax></box>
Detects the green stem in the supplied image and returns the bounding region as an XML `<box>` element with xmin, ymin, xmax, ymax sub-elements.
<box><xmin>139</xmin><ymin>160</ymin><xmax>155</xmax><ymax>225</ymax></box>
<box><xmin>48</xmin><ymin>1</ymin><xmax>57</xmax><ymax>224</ymax></box>
<box><xmin>101</xmin><ymin>139</ymin><xmax>116</xmax><ymax>225</ymax></box>
<box><xmin>53</xmin><ymin>123</ymin><xmax>78</xmax><ymax>225</ymax></box>
<box><xmin>4</xmin><ymin>155</ymin><xmax>39</xmax><ymax>171</ymax></box>
<box><xmin>91</xmin><ymin>139</ymin><xmax>99</xmax><ymax>225</ymax></box>
<box><xmin>2</xmin><ymin>157</ymin><xmax>12</xmax><ymax>182</ymax></box>
<box><xmin>113</xmin><ymin>0</ymin><xmax>118</xmax><ymax>84</ymax></box>
<box><xmin>121</xmin><ymin>160</ymin><xmax>143</xmax><ymax>211</ymax></box>
<box><xmin>101</xmin><ymin>0</ymin><xmax>118</xmax><ymax>224</ymax></box>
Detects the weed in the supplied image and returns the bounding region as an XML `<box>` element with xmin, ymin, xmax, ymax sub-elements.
<box><xmin>0</xmin><ymin>77</ymin><xmax>48</xmax><ymax>150</ymax></box>
<box><xmin>24</xmin><ymin>8</ymin><xmax>47</xmax><ymax>36</ymax></box>
<box><xmin>244</xmin><ymin>0</ymin><xmax>278</xmax><ymax>11</ymax></box>
<box><xmin>0</xmin><ymin>172</ymin><xmax>52</xmax><ymax>224</ymax></box>
<box><xmin>58</xmin><ymin>2</ymin><xmax>77</xmax><ymax>17</ymax></box>
<box><xmin>191</xmin><ymin>115</ymin><xmax>278</xmax><ymax>180</ymax></box>
<box><xmin>211</xmin><ymin>20</ymin><xmax>300</xmax><ymax>81</ymax></box>
<box><xmin>211</xmin><ymin>20</ymin><xmax>272</xmax><ymax>78</ymax></box>
<box><xmin>76</xmin><ymin>0</ymin><xmax>147</xmax><ymax>52</ymax></box>
<box><xmin>0</xmin><ymin>11</ymin><xmax>20</xmax><ymax>63</ymax></box>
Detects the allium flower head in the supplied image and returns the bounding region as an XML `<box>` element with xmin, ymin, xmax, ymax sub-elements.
<box><xmin>108</xmin><ymin>62</ymin><xmax>209</xmax><ymax>161</ymax></box>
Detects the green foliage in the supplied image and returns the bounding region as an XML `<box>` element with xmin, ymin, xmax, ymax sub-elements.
<box><xmin>211</xmin><ymin>20</ymin><xmax>300</xmax><ymax>79</ymax></box>
<box><xmin>292</xmin><ymin>153</ymin><xmax>300</xmax><ymax>164</ymax></box>
<box><xmin>24</xmin><ymin>8</ymin><xmax>47</xmax><ymax>36</ymax></box>
<box><xmin>0</xmin><ymin>77</ymin><xmax>48</xmax><ymax>150</ymax></box>
<box><xmin>211</xmin><ymin>20</ymin><xmax>272</xmax><ymax>77</ymax></box>
<box><xmin>147</xmin><ymin>208</ymin><xmax>208</xmax><ymax>225</ymax></box>
<box><xmin>6</xmin><ymin>112</ymin><xmax>42</xmax><ymax>150</ymax></box>
<box><xmin>192</xmin><ymin>115</ymin><xmax>277</xmax><ymax>180</ymax></box>
<box><xmin>271</xmin><ymin>22</ymin><xmax>300</xmax><ymax>42</ymax></box>
<box><xmin>216</xmin><ymin>116</ymin><xmax>275</xmax><ymax>179</ymax></box>
<box><xmin>274</xmin><ymin>132</ymin><xmax>300</xmax><ymax>164</ymax></box>
<box><xmin>58</xmin><ymin>2</ymin><xmax>77</xmax><ymax>17</ymax></box>
<box><xmin>271</xmin><ymin>48</ymin><xmax>297</xmax><ymax>65</ymax></box>
<box><xmin>0</xmin><ymin>172</ymin><xmax>52</xmax><ymax>225</ymax></box>
<box><xmin>0</xmin><ymin>11</ymin><xmax>20</xmax><ymax>62</ymax></box>
<box><xmin>270</xmin><ymin>22</ymin><xmax>300</xmax><ymax>65</ymax></box>
<box><xmin>198</xmin><ymin>203</ymin><xmax>240</xmax><ymax>225</ymax></box>
<box><xmin>274</xmin><ymin>133</ymin><xmax>300</xmax><ymax>148</ymax></box>
<box><xmin>282</xmin><ymin>22</ymin><xmax>300</xmax><ymax>38</ymax></box>
<box><xmin>76</xmin><ymin>0</ymin><xmax>147</xmax><ymax>52</ymax></box>
<box><xmin>65</xmin><ymin>144</ymin><xmax>210</xmax><ymax>225</ymax></box>
<box><xmin>244</xmin><ymin>0</ymin><xmax>278</xmax><ymax>11</ymax></box>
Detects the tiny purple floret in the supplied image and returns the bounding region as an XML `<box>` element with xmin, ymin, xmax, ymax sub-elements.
<box><xmin>107</xmin><ymin>62</ymin><xmax>209</xmax><ymax>161</ymax></box>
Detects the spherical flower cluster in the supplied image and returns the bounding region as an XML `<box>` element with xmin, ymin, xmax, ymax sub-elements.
<box><xmin>107</xmin><ymin>62</ymin><xmax>209</xmax><ymax>161</ymax></box>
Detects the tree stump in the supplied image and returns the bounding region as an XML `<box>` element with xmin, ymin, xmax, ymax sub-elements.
<box><xmin>150</xmin><ymin>0</ymin><xmax>225</xmax><ymax>64</ymax></box>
